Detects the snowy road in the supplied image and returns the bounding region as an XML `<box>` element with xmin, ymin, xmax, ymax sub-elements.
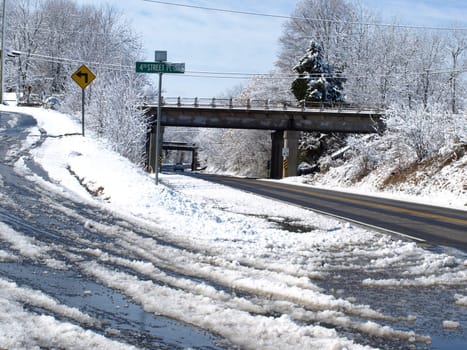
<box><xmin>1</xmin><ymin>108</ymin><xmax>467</xmax><ymax>350</ymax></box>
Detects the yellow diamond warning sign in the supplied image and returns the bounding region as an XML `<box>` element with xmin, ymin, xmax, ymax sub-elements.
<box><xmin>71</xmin><ymin>64</ymin><xmax>96</xmax><ymax>89</ymax></box>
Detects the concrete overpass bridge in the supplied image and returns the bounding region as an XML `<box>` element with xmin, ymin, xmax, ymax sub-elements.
<box><xmin>144</xmin><ymin>97</ymin><xmax>385</xmax><ymax>178</ymax></box>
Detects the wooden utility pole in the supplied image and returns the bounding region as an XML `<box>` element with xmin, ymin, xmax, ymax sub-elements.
<box><xmin>0</xmin><ymin>0</ymin><xmax>6</xmax><ymax>105</ymax></box>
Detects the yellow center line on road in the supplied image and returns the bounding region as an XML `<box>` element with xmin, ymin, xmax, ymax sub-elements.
<box><xmin>224</xmin><ymin>177</ymin><xmax>467</xmax><ymax>226</ymax></box>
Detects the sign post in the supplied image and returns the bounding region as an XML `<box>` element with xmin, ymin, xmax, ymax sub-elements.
<box><xmin>71</xmin><ymin>64</ymin><xmax>96</xmax><ymax>136</ymax></box>
<box><xmin>136</xmin><ymin>51</ymin><xmax>185</xmax><ymax>185</ymax></box>
<box><xmin>155</xmin><ymin>69</ymin><xmax>163</xmax><ymax>185</ymax></box>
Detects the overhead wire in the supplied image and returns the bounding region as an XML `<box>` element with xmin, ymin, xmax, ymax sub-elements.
<box><xmin>141</xmin><ymin>0</ymin><xmax>467</xmax><ymax>32</ymax></box>
<box><xmin>18</xmin><ymin>51</ymin><xmax>467</xmax><ymax>81</ymax></box>
<box><xmin>13</xmin><ymin>54</ymin><xmax>462</xmax><ymax>103</ymax></box>
<box><xmin>11</xmin><ymin>1</ymin><xmax>467</xmax><ymax>84</ymax></box>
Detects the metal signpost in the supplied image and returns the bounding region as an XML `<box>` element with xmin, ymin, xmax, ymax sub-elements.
<box><xmin>71</xmin><ymin>64</ymin><xmax>96</xmax><ymax>136</ymax></box>
<box><xmin>136</xmin><ymin>51</ymin><xmax>185</xmax><ymax>185</ymax></box>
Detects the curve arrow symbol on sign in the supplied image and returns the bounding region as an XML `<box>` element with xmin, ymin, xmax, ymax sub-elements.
<box><xmin>76</xmin><ymin>71</ymin><xmax>89</xmax><ymax>83</ymax></box>
<box><xmin>71</xmin><ymin>64</ymin><xmax>96</xmax><ymax>89</ymax></box>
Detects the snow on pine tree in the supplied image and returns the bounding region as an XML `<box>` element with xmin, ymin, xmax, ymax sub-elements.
<box><xmin>290</xmin><ymin>41</ymin><xmax>348</xmax><ymax>169</ymax></box>
<box><xmin>291</xmin><ymin>41</ymin><xmax>346</xmax><ymax>105</ymax></box>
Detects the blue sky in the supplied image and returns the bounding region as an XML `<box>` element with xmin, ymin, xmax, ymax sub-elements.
<box><xmin>75</xmin><ymin>0</ymin><xmax>467</xmax><ymax>98</ymax></box>
<box><xmin>363</xmin><ymin>0</ymin><xmax>467</xmax><ymax>25</ymax></box>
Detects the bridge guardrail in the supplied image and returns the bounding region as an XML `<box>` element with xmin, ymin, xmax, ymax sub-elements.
<box><xmin>145</xmin><ymin>97</ymin><xmax>385</xmax><ymax>113</ymax></box>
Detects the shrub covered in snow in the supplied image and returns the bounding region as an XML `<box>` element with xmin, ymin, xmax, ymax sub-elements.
<box><xmin>300</xmin><ymin>103</ymin><xmax>467</xmax><ymax>206</ymax></box>
<box><xmin>385</xmin><ymin>104</ymin><xmax>467</xmax><ymax>162</ymax></box>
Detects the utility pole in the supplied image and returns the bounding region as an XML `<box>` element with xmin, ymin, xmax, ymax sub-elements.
<box><xmin>0</xmin><ymin>0</ymin><xmax>7</xmax><ymax>105</ymax></box>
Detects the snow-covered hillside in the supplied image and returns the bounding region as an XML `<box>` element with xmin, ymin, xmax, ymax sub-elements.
<box><xmin>286</xmin><ymin>105</ymin><xmax>467</xmax><ymax>210</ymax></box>
<box><xmin>290</xmin><ymin>150</ymin><xmax>466</xmax><ymax>209</ymax></box>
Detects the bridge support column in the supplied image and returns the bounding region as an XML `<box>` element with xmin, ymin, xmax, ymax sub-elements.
<box><xmin>270</xmin><ymin>131</ymin><xmax>283</xmax><ymax>179</ymax></box>
<box><xmin>191</xmin><ymin>149</ymin><xmax>198</xmax><ymax>171</ymax></box>
<box><xmin>283</xmin><ymin>130</ymin><xmax>298</xmax><ymax>178</ymax></box>
<box><xmin>270</xmin><ymin>130</ymin><xmax>298</xmax><ymax>179</ymax></box>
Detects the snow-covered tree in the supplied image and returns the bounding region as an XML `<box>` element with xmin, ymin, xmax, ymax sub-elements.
<box><xmin>85</xmin><ymin>69</ymin><xmax>148</xmax><ymax>164</ymax></box>
<box><xmin>292</xmin><ymin>41</ymin><xmax>345</xmax><ymax>104</ymax></box>
<box><xmin>446</xmin><ymin>30</ymin><xmax>467</xmax><ymax>113</ymax></box>
<box><xmin>7</xmin><ymin>0</ymin><xmax>47</xmax><ymax>97</ymax></box>
<box><xmin>6</xmin><ymin>0</ymin><xmax>150</xmax><ymax>164</ymax></box>
<box><xmin>276</xmin><ymin>0</ymin><xmax>361</xmax><ymax>73</ymax></box>
<box><xmin>40</xmin><ymin>0</ymin><xmax>79</xmax><ymax>93</ymax></box>
<box><xmin>385</xmin><ymin>104</ymin><xmax>466</xmax><ymax>162</ymax></box>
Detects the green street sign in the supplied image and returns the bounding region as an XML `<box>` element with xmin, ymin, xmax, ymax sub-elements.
<box><xmin>136</xmin><ymin>61</ymin><xmax>185</xmax><ymax>74</ymax></box>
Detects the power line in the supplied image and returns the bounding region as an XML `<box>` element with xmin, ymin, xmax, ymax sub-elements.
<box><xmin>24</xmin><ymin>52</ymin><xmax>133</xmax><ymax>71</ymax></box>
<box><xmin>15</xmin><ymin>51</ymin><xmax>467</xmax><ymax>82</ymax></box>
<box><xmin>179</xmin><ymin>68</ymin><xmax>467</xmax><ymax>80</ymax></box>
<box><xmin>141</xmin><ymin>0</ymin><xmax>291</xmax><ymax>20</ymax></box>
<box><xmin>141</xmin><ymin>0</ymin><xmax>467</xmax><ymax>32</ymax></box>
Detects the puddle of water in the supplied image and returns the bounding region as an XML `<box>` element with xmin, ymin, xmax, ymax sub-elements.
<box><xmin>316</xmin><ymin>271</ymin><xmax>467</xmax><ymax>350</ymax></box>
<box><xmin>233</xmin><ymin>212</ymin><xmax>316</xmax><ymax>233</ymax></box>
<box><xmin>268</xmin><ymin>216</ymin><xmax>316</xmax><ymax>233</ymax></box>
<box><xmin>24</xmin><ymin>158</ymin><xmax>51</xmax><ymax>181</ymax></box>
<box><xmin>431</xmin><ymin>334</ymin><xmax>467</xmax><ymax>350</ymax></box>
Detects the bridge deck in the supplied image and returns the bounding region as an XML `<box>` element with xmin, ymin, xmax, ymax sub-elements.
<box><xmin>144</xmin><ymin>98</ymin><xmax>384</xmax><ymax>133</ymax></box>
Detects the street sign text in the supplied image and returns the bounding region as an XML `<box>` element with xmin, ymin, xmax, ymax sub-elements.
<box><xmin>136</xmin><ymin>62</ymin><xmax>185</xmax><ymax>74</ymax></box>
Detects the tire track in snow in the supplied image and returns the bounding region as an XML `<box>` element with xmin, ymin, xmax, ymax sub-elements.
<box><xmin>66</xmin><ymin>214</ymin><xmax>433</xmax><ymax>347</ymax></box>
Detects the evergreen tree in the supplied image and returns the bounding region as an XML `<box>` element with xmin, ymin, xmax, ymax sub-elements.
<box><xmin>291</xmin><ymin>41</ymin><xmax>346</xmax><ymax>105</ymax></box>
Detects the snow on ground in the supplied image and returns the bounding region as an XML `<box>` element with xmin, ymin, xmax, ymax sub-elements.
<box><xmin>285</xmin><ymin>154</ymin><xmax>467</xmax><ymax>210</ymax></box>
<box><xmin>1</xmin><ymin>105</ymin><xmax>466</xmax><ymax>349</ymax></box>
